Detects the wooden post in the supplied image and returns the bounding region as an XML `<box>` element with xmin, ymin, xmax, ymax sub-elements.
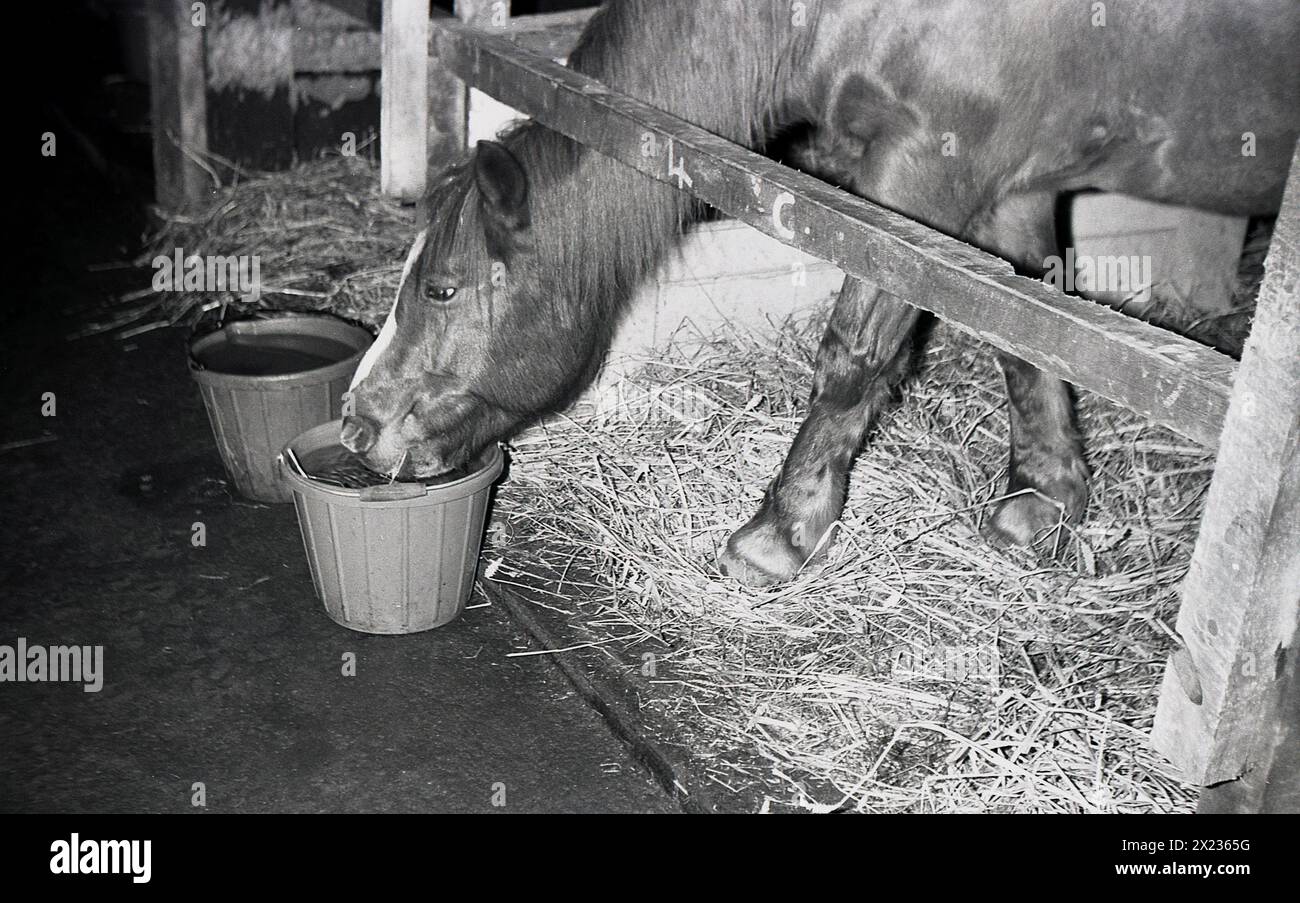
<box><xmin>1152</xmin><ymin>141</ymin><xmax>1300</xmax><ymax>786</ymax></box>
<box><xmin>382</xmin><ymin>1</ymin><xmax>512</xmax><ymax>202</ymax></box>
<box><xmin>380</xmin><ymin>0</ymin><xmax>429</xmax><ymax>201</ymax></box>
<box><xmin>147</xmin><ymin>0</ymin><xmax>209</xmax><ymax>210</ymax></box>
<box><xmin>1197</xmin><ymin>631</ymin><xmax>1300</xmax><ymax>811</ymax></box>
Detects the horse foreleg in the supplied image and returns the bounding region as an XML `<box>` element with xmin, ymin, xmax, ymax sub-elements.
<box><xmin>719</xmin><ymin>276</ymin><xmax>919</xmax><ymax>586</ymax></box>
<box><xmin>971</xmin><ymin>193</ymin><xmax>1089</xmax><ymax>550</ymax></box>
<box><xmin>983</xmin><ymin>353</ymin><xmax>1088</xmax><ymax>550</ymax></box>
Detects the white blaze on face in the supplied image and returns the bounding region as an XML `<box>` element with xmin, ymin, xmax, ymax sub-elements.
<box><xmin>349</xmin><ymin>229</ymin><xmax>429</xmax><ymax>391</ymax></box>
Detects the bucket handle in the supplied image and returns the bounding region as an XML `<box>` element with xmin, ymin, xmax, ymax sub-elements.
<box><xmin>358</xmin><ymin>483</ymin><xmax>428</xmax><ymax>502</ymax></box>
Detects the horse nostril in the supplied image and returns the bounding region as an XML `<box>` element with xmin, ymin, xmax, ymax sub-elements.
<box><xmin>340</xmin><ymin>415</ymin><xmax>379</xmax><ymax>454</ymax></box>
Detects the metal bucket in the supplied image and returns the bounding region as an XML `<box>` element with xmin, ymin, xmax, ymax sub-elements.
<box><xmin>279</xmin><ymin>421</ymin><xmax>505</xmax><ymax>634</ymax></box>
<box><xmin>190</xmin><ymin>315</ymin><xmax>372</xmax><ymax>503</ymax></box>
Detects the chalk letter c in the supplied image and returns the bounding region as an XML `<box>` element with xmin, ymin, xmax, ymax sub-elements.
<box><xmin>772</xmin><ymin>192</ymin><xmax>796</xmax><ymax>240</ymax></box>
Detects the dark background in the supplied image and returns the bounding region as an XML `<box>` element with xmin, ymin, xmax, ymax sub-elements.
<box><xmin>2</xmin><ymin>0</ymin><xmax>677</xmax><ymax>816</ymax></box>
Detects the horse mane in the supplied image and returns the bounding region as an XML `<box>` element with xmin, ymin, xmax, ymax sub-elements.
<box><xmin>426</xmin><ymin>0</ymin><xmax>815</xmax><ymax>397</ymax></box>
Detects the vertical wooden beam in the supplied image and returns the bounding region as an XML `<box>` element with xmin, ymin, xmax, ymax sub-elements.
<box><xmin>147</xmin><ymin>0</ymin><xmax>209</xmax><ymax>210</ymax></box>
<box><xmin>1153</xmin><ymin>141</ymin><xmax>1300</xmax><ymax>786</ymax></box>
<box><xmin>381</xmin><ymin>1</ymin><xmax>513</xmax><ymax>200</ymax></box>
<box><xmin>425</xmin><ymin>10</ymin><xmax>467</xmax><ymax>183</ymax></box>
<box><xmin>451</xmin><ymin>2</ymin><xmax>513</xmax><ymax>150</ymax></box>
<box><xmin>380</xmin><ymin>0</ymin><xmax>429</xmax><ymax>200</ymax></box>
<box><xmin>1197</xmin><ymin>635</ymin><xmax>1300</xmax><ymax>812</ymax></box>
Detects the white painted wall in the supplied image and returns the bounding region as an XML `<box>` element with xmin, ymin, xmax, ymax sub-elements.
<box><xmin>1072</xmin><ymin>194</ymin><xmax>1248</xmax><ymax>315</ymax></box>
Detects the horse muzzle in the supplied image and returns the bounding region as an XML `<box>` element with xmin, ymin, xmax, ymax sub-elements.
<box><xmin>340</xmin><ymin>414</ymin><xmax>379</xmax><ymax>455</ymax></box>
<box><xmin>339</xmin><ymin>409</ymin><xmax>453</xmax><ymax>478</ymax></box>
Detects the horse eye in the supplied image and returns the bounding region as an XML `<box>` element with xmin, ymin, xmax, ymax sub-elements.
<box><xmin>424</xmin><ymin>284</ymin><xmax>457</xmax><ymax>302</ymax></box>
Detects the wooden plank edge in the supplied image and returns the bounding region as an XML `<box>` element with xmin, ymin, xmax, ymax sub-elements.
<box><xmin>478</xmin><ymin>571</ymin><xmax>740</xmax><ymax>813</ymax></box>
<box><xmin>506</xmin><ymin>8</ymin><xmax>598</xmax><ymax>33</ymax></box>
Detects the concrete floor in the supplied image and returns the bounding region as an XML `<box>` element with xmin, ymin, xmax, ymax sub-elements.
<box><xmin>0</xmin><ymin>122</ymin><xmax>674</xmax><ymax>815</ymax></box>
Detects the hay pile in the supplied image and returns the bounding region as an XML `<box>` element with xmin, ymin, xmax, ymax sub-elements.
<box><xmin>86</xmin><ymin>156</ymin><xmax>413</xmax><ymax>340</ymax></box>
<box><xmin>493</xmin><ymin>315</ymin><xmax>1212</xmax><ymax>812</ymax></box>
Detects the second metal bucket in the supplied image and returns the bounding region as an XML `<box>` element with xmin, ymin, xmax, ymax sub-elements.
<box><xmin>190</xmin><ymin>315</ymin><xmax>373</xmax><ymax>503</ymax></box>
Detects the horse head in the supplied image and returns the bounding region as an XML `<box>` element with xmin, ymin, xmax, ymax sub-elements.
<box><xmin>341</xmin><ymin>139</ymin><xmax>610</xmax><ymax>477</ymax></box>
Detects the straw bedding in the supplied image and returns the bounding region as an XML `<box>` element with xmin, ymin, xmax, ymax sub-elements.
<box><xmin>113</xmin><ymin>157</ymin><xmax>1262</xmax><ymax>812</ymax></box>
<box><xmin>492</xmin><ymin>316</ymin><xmax>1211</xmax><ymax>812</ymax></box>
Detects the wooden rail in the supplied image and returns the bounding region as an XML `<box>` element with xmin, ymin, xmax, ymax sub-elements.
<box><xmin>292</xmin><ymin>10</ymin><xmax>593</xmax><ymax>72</ymax></box>
<box><xmin>431</xmin><ymin>18</ymin><xmax>1237</xmax><ymax>449</ymax></box>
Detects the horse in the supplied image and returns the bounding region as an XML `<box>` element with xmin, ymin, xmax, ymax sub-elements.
<box><xmin>342</xmin><ymin>0</ymin><xmax>1300</xmax><ymax>586</ymax></box>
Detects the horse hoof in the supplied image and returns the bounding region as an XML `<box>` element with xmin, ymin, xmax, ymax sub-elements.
<box><xmin>983</xmin><ymin>491</ymin><xmax>1079</xmax><ymax>552</ymax></box>
<box><xmin>718</xmin><ymin>517</ymin><xmax>805</xmax><ymax>587</ymax></box>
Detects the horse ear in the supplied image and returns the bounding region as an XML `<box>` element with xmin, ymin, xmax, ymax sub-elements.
<box><xmin>473</xmin><ymin>140</ymin><xmax>530</xmax><ymax>233</ymax></box>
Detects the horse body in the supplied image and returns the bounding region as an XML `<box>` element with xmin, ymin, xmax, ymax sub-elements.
<box><xmin>804</xmin><ymin>1</ymin><xmax>1296</xmax><ymax>220</ymax></box>
<box><xmin>344</xmin><ymin>0</ymin><xmax>1299</xmax><ymax>585</ymax></box>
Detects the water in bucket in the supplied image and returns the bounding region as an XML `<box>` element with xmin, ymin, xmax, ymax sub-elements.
<box><xmin>193</xmin><ymin>332</ymin><xmax>359</xmax><ymax>377</ymax></box>
<box><xmin>298</xmin><ymin>443</ymin><xmax>476</xmax><ymax>489</ymax></box>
